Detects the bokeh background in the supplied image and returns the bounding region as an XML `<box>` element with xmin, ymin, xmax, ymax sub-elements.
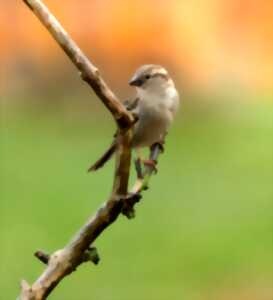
<box><xmin>1</xmin><ymin>1</ymin><xmax>273</xmax><ymax>299</ymax></box>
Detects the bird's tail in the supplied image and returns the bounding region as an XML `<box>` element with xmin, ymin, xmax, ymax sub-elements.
<box><xmin>88</xmin><ymin>142</ymin><xmax>117</xmax><ymax>172</ymax></box>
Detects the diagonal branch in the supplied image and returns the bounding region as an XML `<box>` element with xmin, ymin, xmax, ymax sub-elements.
<box><xmin>22</xmin><ymin>0</ymin><xmax>134</xmax><ymax>129</ymax></box>
<box><xmin>18</xmin><ymin>1</ymin><xmax>163</xmax><ymax>300</ymax></box>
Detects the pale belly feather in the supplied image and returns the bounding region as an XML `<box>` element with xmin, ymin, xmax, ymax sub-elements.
<box><xmin>131</xmin><ymin>86</ymin><xmax>179</xmax><ymax>148</ymax></box>
<box><xmin>132</xmin><ymin>104</ymin><xmax>173</xmax><ymax>148</ymax></box>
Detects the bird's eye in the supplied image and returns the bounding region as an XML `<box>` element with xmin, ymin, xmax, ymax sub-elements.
<box><xmin>145</xmin><ymin>75</ymin><xmax>151</xmax><ymax>80</ymax></box>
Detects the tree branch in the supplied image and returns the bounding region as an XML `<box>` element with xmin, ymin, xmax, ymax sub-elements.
<box><xmin>18</xmin><ymin>1</ymin><xmax>163</xmax><ymax>300</ymax></box>
<box><xmin>22</xmin><ymin>0</ymin><xmax>134</xmax><ymax>129</ymax></box>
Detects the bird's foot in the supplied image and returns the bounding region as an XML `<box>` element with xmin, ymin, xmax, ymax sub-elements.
<box><xmin>143</xmin><ymin>159</ymin><xmax>158</xmax><ymax>173</ymax></box>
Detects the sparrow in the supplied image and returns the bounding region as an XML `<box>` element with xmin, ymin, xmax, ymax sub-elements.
<box><xmin>88</xmin><ymin>64</ymin><xmax>179</xmax><ymax>172</ymax></box>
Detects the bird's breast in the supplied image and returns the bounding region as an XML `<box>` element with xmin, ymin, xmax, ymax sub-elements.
<box><xmin>132</xmin><ymin>99</ymin><xmax>173</xmax><ymax>148</ymax></box>
<box><xmin>131</xmin><ymin>88</ymin><xmax>179</xmax><ymax>148</ymax></box>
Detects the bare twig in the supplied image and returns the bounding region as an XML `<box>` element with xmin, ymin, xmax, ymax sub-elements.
<box><xmin>18</xmin><ymin>1</ymin><xmax>163</xmax><ymax>300</ymax></box>
<box><xmin>34</xmin><ymin>251</ymin><xmax>50</xmax><ymax>264</ymax></box>
<box><xmin>22</xmin><ymin>0</ymin><xmax>133</xmax><ymax>128</ymax></box>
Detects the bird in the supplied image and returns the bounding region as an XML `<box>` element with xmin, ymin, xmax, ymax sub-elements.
<box><xmin>88</xmin><ymin>64</ymin><xmax>180</xmax><ymax>172</ymax></box>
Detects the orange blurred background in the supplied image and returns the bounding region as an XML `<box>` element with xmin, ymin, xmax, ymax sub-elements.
<box><xmin>2</xmin><ymin>0</ymin><xmax>273</xmax><ymax>97</ymax></box>
<box><xmin>2</xmin><ymin>2</ymin><xmax>273</xmax><ymax>300</ymax></box>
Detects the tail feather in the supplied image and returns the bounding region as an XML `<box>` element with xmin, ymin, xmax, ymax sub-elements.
<box><xmin>88</xmin><ymin>142</ymin><xmax>116</xmax><ymax>172</ymax></box>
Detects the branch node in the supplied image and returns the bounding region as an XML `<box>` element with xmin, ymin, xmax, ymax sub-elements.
<box><xmin>94</xmin><ymin>68</ymin><xmax>100</xmax><ymax>78</ymax></box>
<box><xmin>80</xmin><ymin>70</ymin><xmax>92</xmax><ymax>82</ymax></box>
<box><xmin>34</xmin><ymin>250</ymin><xmax>50</xmax><ymax>264</ymax></box>
<box><xmin>122</xmin><ymin>193</ymin><xmax>142</xmax><ymax>219</ymax></box>
<box><xmin>82</xmin><ymin>247</ymin><xmax>100</xmax><ymax>265</ymax></box>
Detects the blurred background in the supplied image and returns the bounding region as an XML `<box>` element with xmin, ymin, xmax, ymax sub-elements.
<box><xmin>1</xmin><ymin>1</ymin><xmax>273</xmax><ymax>299</ymax></box>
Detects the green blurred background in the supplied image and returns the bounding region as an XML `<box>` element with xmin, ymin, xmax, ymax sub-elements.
<box><xmin>1</xmin><ymin>1</ymin><xmax>273</xmax><ymax>299</ymax></box>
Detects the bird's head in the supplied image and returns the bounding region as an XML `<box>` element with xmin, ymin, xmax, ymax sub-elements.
<box><xmin>129</xmin><ymin>64</ymin><xmax>174</xmax><ymax>96</ymax></box>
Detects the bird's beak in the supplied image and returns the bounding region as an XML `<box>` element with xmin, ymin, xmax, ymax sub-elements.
<box><xmin>129</xmin><ymin>76</ymin><xmax>143</xmax><ymax>87</ymax></box>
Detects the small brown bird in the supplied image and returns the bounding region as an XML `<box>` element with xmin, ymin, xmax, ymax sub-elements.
<box><xmin>88</xmin><ymin>64</ymin><xmax>179</xmax><ymax>171</ymax></box>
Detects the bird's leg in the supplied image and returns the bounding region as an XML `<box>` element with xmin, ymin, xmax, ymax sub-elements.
<box><xmin>135</xmin><ymin>148</ymin><xmax>158</xmax><ymax>174</ymax></box>
<box><xmin>144</xmin><ymin>140</ymin><xmax>166</xmax><ymax>173</ymax></box>
<box><xmin>134</xmin><ymin>157</ymin><xmax>143</xmax><ymax>179</ymax></box>
<box><xmin>141</xmin><ymin>148</ymin><xmax>157</xmax><ymax>173</ymax></box>
<box><xmin>134</xmin><ymin>148</ymin><xmax>144</xmax><ymax>179</ymax></box>
<box><xmin>155</xmin><ymin>140</ymin><xmax>165</xmax><ymax>153</ymax></box>
<box><xmin>156</xmin><ymin>133</ymin><xmax>167</xmax><ymax>153</ymax></box>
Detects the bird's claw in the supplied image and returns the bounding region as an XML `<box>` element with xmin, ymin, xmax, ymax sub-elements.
<box><xmin>143</xmin><ymin>159</ymin><xmax>158</xmax><ymax>173</ymax></box>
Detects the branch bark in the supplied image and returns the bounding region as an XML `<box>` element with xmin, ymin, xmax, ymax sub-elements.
<box><xmin>18</xmin><ymin>1</ymin><xmax>163</xmax><ymax>300</ymax></box>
